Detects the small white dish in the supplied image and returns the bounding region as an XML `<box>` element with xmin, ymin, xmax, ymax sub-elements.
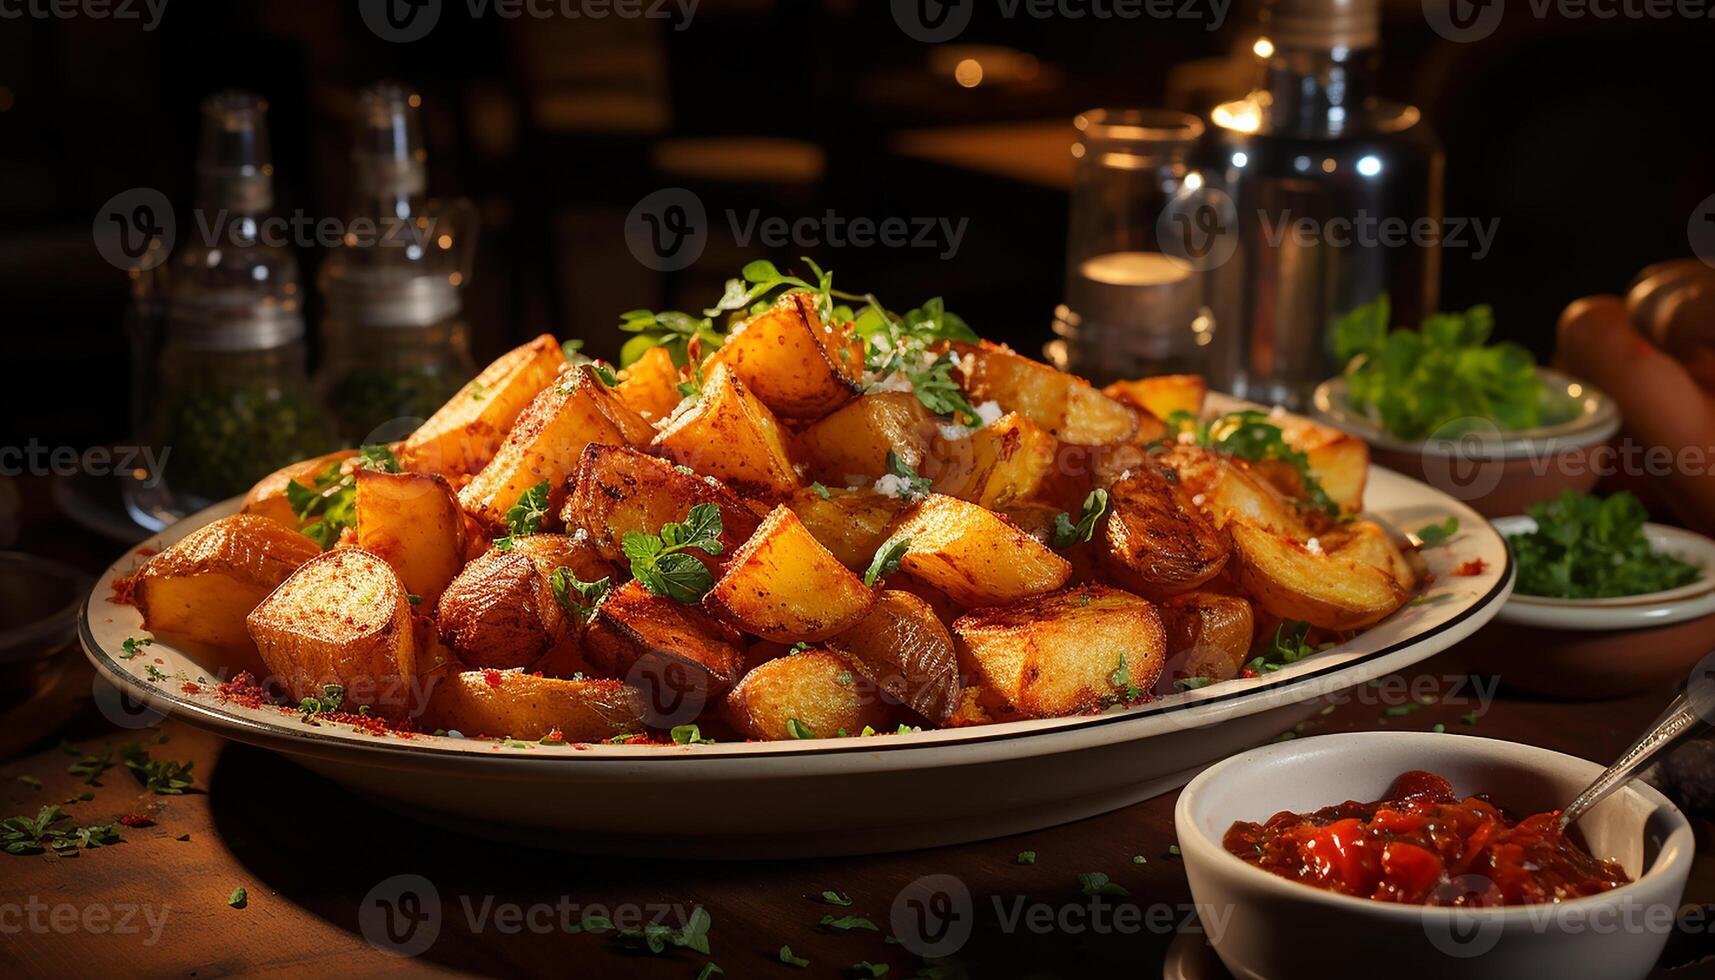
<box><xmin>1175</xmin><ymin>732</ymin><xmax>1693</xmax><ymax>980</ymax></box>
<box><xmin>1493</xmin><ymin>516</ymin><xmax>1715</xmax><ymax>629</ymax></box>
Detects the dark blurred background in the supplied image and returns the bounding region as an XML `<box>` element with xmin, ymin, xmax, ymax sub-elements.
<box><xmin>4</xmin><ymin>0</ymin><xmax>1712</xmax><ymax>448</ymax></box>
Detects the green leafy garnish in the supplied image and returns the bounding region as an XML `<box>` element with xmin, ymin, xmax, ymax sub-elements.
<box><xmin>851</xmin><ymin>963</ymin><xmax>889</xmax><ymax>978</ymax></box>
<box><xmin>1334</xmin><ymin>294</ymin><xmax>1554</xmax><ymax>440</ymax></box>
<box><xmin>358</xmin><ymin>444</ymin><xmax>402</xmax><ymax>473</ymax></box>
<box><xmin>617</xmin><ymin>308</ymin><xmax>728</xmax><ymax>370</ymax></box>
<box><xmin>66</xmin><ymin>745</ymin><xmax>115</xmax><ymax>786</ymax></box>
<box><xmin>863</xmin><ymin>536</ymin><xmax>910</xmax><ymax>587</ymax></box>
<box><xmin>1186</xmin><ymin>412</ymin><xmax>1339</xmax><ymax>516</ymax></box>
<box><xmin>1174</xmin><ymin>676</ymin><xmax>1213</xmax><ymax>691</ymax></box>
<box><xmin>1243</xmin><ymin>621</ymin><xmax>1322</xmax><ymax>675</ymax></box>
<box><xmin>852</xmin><ymin>295</ymin><xmax>980</xmax><ymax>425</ymax></box>
<box><xmin>119</xmin><ymin>636</ymin><xmax>152</xmax><ymax>659</ymax></box>
<box><xmin>505</xmin><ymin>480</ymin><xmax>552</xmax><ymax>537</ymax></box>
<box><xmin>623</xmin><ymin>503</ymin><xmax>724</xmax><ymax>603</ymax></box>
<box><xmin>1053</xmin><ymin>489</ymin><xmax>1110</xmax><ymax>548</ymax></box>
<box><xmin>612</xmin><ymin>906</ymin><xmax>712</xmax><ymax>955</ymax></box>
<box><xmin>122</xmin><ymin>746</ymin><xmax>196</xmax><ymax>795</ymax></box>
<box><xmin>1509</xmin><ymin>491</ymin><xmax>1702</xmax><ymax>599</ymax></box>
<box><xmin>16</xmin><ymin>775</ymin><xmax>41</xmax><ymax>790</ymax></box>
<box><xmin>818</xmin><ymin>914</ymin><xmax>879</xmax><ymax>932</ymax></box>
<box><xmin>786</xmin><ymin>719</ymin><xmax>816</xmax><ymax>740</ymax></box>
<box><xmin>2</xmin><ymin>805</ymin><xmax>122</xmax><ymax>856</ymax></box>
<box><xmin>1076</xmin><ymin>872</ymin><xmax>1130</xmax><ymax>897</ymax></box>
<box><xmin>696</xmin><ymin>964</ymin><xmax>724</xmax><ymax>980</ymax></box>
<box><xmin>882</xmin><ymin>451</ymin><xmax>932</xmax><ymax>501</ymax></box>
<box><xmin>779</xmin><ymin>945</ymin><xmax>810</xmax><ymax>968</ymax></box>
<box><xmin>550</xmin><ymin>567</ymin><xmax>612</xmax><ymax>622</ymax></box>
<box><xmin>670</xmin><ymin>724</ymin><xmax>716</xmax><ymax>746</ymax></box>
<box><xmin>228</xmin><ymin>886</ymin><xmax>248</xmax><ymax>909</ymax></box>
<box><xmin>1416</xmin><ymin>517</ymin><xmax>1459</xmax><ymax>547</ymax></box>
<box><xmin>1016</xmin><ymin>850</ymin><xmax>1037</xmax><ymax>864</ymax></box>
<box><xmin>810</xmin><ymin>482</ymin><xmax>832</xmax><ymax>500</ymax></box>
<box><xmin>282</xmin><ymin>443</ymin><xmax>395</xmax><ymax>549</ymax></box>
<box><xmin>298</xmin><ymin>684</ymin><xmax>345</xmax><ymax>724</ymax></box>
<box><xmin>819</xmin><ymin>890</ymin><xmax>853</xmax><ymax>906</ymax></box>
<box><xmin>1107</xmin><ymin>651</ymin><xmax>1142</xmax><ymax>701</ymax></box>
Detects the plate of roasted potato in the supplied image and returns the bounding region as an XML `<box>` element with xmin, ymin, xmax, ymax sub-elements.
<box><xmin>83</xmin><ymin>263</ymin><xmax>1512</xmax><ymax>856</ymax></box>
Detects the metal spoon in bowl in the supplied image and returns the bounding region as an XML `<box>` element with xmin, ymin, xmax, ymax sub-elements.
<box><xmin>1559</xmin><ymin>691</ymin><xmax>1703</xmax><ymax>830</ymax></box>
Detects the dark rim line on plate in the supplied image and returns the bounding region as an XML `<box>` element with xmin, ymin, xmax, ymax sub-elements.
<box><xmin>79</xmin><ymin>528</ymin><xmax>1514</xmax><ymax>762</ymax></box>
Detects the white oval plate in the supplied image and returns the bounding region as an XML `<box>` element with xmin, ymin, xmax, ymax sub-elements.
<box><xmin>81</xmin><ymin>468</ymin><xmax>1512</xmax><ymax>857</ymax></box>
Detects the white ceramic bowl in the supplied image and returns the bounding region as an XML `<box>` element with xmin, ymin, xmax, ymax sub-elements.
<box><xmin>1175</xmin><ymin>732</ymin><xmax>1693</xmax><ymax>980</ymax></box>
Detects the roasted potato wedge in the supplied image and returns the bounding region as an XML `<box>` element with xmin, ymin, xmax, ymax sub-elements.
<box><xmin>1103</xmin><ymin>464</ymin><xmax>1230</xmax><ymax>599</ymax></box>
<box><xmin>721</xmin><ymin>649</ymin><xmax>899</xmax><ymax>740</ymax></box>
<box><xmin>424</xmin><ymin>670</ymin><xmax>644</xmax><ymax>741</ymax></box>
<box><xmin>561</xmin><ymin>444</ymin><xmax>760</xmax><ymax>573</ymax></box>
<box><xmin>1318</xmin><ymin>519</ymin><xmax>1419</xmax><ymax>592</ymax></box>
<box><xmin>888</xmin><ymin>494</ymin><xmax>1072</xmax><ymax>606</ymax></box>
<box><xmin>824</xmin><ymin>590</ymin><xmax>961</xmax><ymax>723</ymax></box>
<box><xmin>245</xmin><ymin>548</ymin><xmax>429</xmax><ymax>718</ymax></box>
<box><xmin>651</xmin><ymin>362</ymin><xmax>803</xmax><ymax>499</ymax></box>
<box><xmin>136</xmin><ymin>514</ymin><xmax>323</xmax><ymax>652</ymax></box>
<box><xmin>1161</xmin><ymin>446</ymin><xmax>1306</xmax><ymax>537</ymax></box>
<box><xmin>943</xmin><ymin>686</ymin><xmax>998</xmax><ymax>727</ymax></box>
<box><xmin>952</xmin><ymin>341</ymin><xmax>1152</xmax><ymax>445</ymax></box>
<box><xmin>435</xmin><ymin>533</ymin><xmax>614</xmax><ymax>672</ymax></box>
<box><xmin>1102</xmin><ymin>375</ymin><xmax>1207</xmax><ymax>422</ymax></box>
<box><xmin>785</xmin><ymin>486</ymin><xmax>911</xmax><ymax>571</ymax></box>
<box><xmin>400</xmin><ymin>334</ymin><xmax>566</xmax><ymax>478</ymax></box>
<box><xmin>458</xmin><ymin>367</ymin><xmax>651</xmax><ymax>534</ymax></box>
<box><xmin>796</xmin><ymin>392</ymin><xmax>939</xmax><ymax>484</ymax></box>
<box><xmin>704</xmin><ymin>505</ymin><xmax>876</xmax><ymax>642</ymax></box>
<box><xmin>356</xmin><ymin>469</ymin><xmax>468</xmax><ymax>605</ymax></box>
<box><xmin>1228</xmin><ymin>522</ymin><xmax>1406</xmax><ymax>630</ymax></box>
<box><xmin>1159</xmin><ymin>591</ymin><xmax>1255</xmax><ymax>684</ymax></box>
<box><xmin>240</xmin><ymin>449</ymin><xmax>358</xmax><ymax>529</ymax></box>
<box><xmin>614</xmin><ymin>344</ymin><xmax>685</xmax><ymax>423</ymax></box>
<box><xmin>711</xmin><ymin>292</ymin><xmax>865</xmax><ymax>419</ymax></box>
<box><xmin>953</xmin><ymin>584</ymin><xmax>1165</xmax><ymax>719</ymax></box>
<box><xmin>1261</xmin><ymin>410</ymin><xmax>1371</xmax><ymax>515</ymax></box>
<box><xmin>584</xmin><ymin>580</ymin><xmax>745</xmax><ymax>721</ymax></box>
<box><xmin>933</xmin><ymin>411</ymin><xmax>1063</xmax><ymax>509</ymax></box>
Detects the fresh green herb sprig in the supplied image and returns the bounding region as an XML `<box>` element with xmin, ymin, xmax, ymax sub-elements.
<box><xmin>851</xmin><ymin>296</ymin><xmax>980</xmax><ymax>425</ymax></box>
<box><xmin>1416</xmin><ymin>517</ymin><xmax>1459</xmax><ymax>546</ymax></box>
<box><xmin>1243</xmin><ymin>620</ymin><xmax>1325</xmax><ymax>675</ymax></box>
<box><xmin>622</xmin><ymin>503</ymin><xmax>725</xmax><ymax>603</ymax></box>
<box><xmin>882</xmin><ymin>451</ymin><xmax>932</xmax><ymax>501</ymax></box>
<box><xmin>2</xmin><ymin>805</ymin><xmax>122</xmax><ymax>856</ymax></box>
<box><xmin>298</xmin><ymin>684</ymin><xmax>345</xmax><ymax>724</ymax></box>
<box><xmin>1175</xmin><ymin>411</ymin><xmax>1340</xmax><ymax>516</ymax></box>
<box><xmin>122</xmin><ymin>746</ymin><xmax>196</xmax><ymax>795</ymax></box>
<box><xmin>864</xmin><ymin>537</ymin><xmax>910</xmax><ymax>587</ymax></box>
<box><xmin>284</xmin><ymin>444</ymin><xmax>401</xmax><ymax>549</ymax></box>
<box><xmin>550</xmin><ymin>568</ymin><xmax>612</xmax><ymax>622</ymax></box>
<box><xmin>1509</xmin><ymin>491</ymin><xmax>1702</xmax><ymax>599</ymax></box>
<box><xmin>1334</xmin><ymin>294</ymin><xmax>1553</xmax><ymax>440</ymax></box>
<box><xmin>1053</xmin><ymin>489</ymin><xmax>1110</xmax><ymax>548</ymax></box>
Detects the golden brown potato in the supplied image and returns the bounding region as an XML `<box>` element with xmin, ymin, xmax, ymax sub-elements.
<box><xmin>1160</xmin><ymin>446</ymin><xmax>1306</xmax><ymax>536</ymax></box>
<box><xmin>1228</xmin><ymin>522</ymin><xmax>1406</xmax><ymax>630</ymax></box>
<box><xmin>824</xmin><ymin>590</ymin><xmax>961</xmax><ymax>723</ymax></box>
<box><xmin>434</xmin><ymin>533</ymin><xmax>614</xmax><ymax>672</ymax></box>
<box><xmin>1318</xmin><ymin>519</ymin><xmax>1419</xmax><ymax>593</ymax></box>
<box><xmin>584</xmin><ymin>580</ymin><xmax>745</xmax><ymax>720</ymax></box>
<box><xmin>999</xmin><ymin>502</ymin><xmax>1106</xmax><ymax>584</ymax></box>
<box><xmin>704</xmin><ymin>505</ymin><xmax>876</xmax><ymax>642</ymax></box>
<box><xmin>796</xmin><ymin>392</ymin><xmax>939</xmax><ymax>484</ymax></box>
<box><xmin>424</xmin><ymin>670</ymin><xmax>644</xmax><ymax>741</ymax></box>
<box><xmin>136</xmin><ymin>514</ymin><xmax>323</xmax><ymax>652</ymax></box>
<box><xmin>888</xmin><ymin>494</ymin><xmax>1072</xmax><ymax>606</ymax></box>
<box><xmin>1103</xmin><ymin>464</ymin><xmax>1230</xmax><ymax>600</ymax></box>
<box><xmin>651</xmin><ymin>362</ymin><xmax>803</xmax><ymax>499</ymax></box>
<box><xmin>785</xmin><ymin>487</ymin><xmax>911</xmax><ymax>571</ymax></box>
<box><xmin>245</xmin><ymin>548</ymin><xmax>429</xmax><ymax>719</ymax></box>
<box><xmin>561</xmin><ymin>444</ymin><xmax>760</xmax><ymax>574</ymax></box>
<box><xmin>721</xmin><ymin>649</ymin><xmax>900</xmax><ymax>740</ymax></box>
<box><xmin>1266</xmin><ymin>411</ymin><xmax>1370</xmax><ymax>515</ymax></box>
<box><xmin>953</xmin><ymin>584</ymin><xmax>1165</xmax><ymax>719</ymax></box>
<box><xmin>400</xmin><ymin>334</ymin><xmax>566</xmax><ymax>478</ymax></box>
<box><xmin>952</xmin><ymin>341</ymin><xmax>1153</xmax><ymax>445</ymax></box>
<box><xmin>933</xmin><ymin>412</ymin><xmax>1063</xmax><ymax>510</ymax></box>
<box><xmin>710</xmin><ymin>292</ymin><xmax>864</xmax><ymax>419</ymax></box>
<box><xmin>942</xmin><ymin>686</ymin><xmax>998</xmax><ymax>727</ymax></box>
<box><xmin>458</xmin><ymin>367</ymin><xmax>651</xmax><ymax>534</ymax></box>
<box><xmin>1159</xmin><ymin>591</ymin><xmax>1255</xmax><ymax>684</ymax></box>
<box><xmin>240</xmin><ymin>449</ymin><xmax>359</xmax><ymax>529</ymax></box>
<box><xmin>355</xmin><ymin>469</ymin><xmax>468</xmax><ymax>605</ymax></box>
<box><xmin>1102</xmin><ymin>375</ymin><xmax>1207</xmax><ymax>422</ymax></box>
<box><xmin>614</xmin><ymin>345</ymin><xmax>685</xmax><ymax>423</ymax></box>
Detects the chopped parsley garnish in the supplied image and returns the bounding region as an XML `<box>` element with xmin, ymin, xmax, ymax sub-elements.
<box><xmin>818</xmin><ymin>914</ymin><xmax>879</xmax><ymax>932</ymax></box>
<box><xmin>2</xmin><ymin>805</ymin><xmax>121</xmax><ymax>856</ymax></box>
<box><xmin>883</xmin><ymin>451</ymin><xmax>932</xmax><ymax>501</ymax></box>
<box><xmin>1415</xmin><ymin>517</ymin><xmax>1459</xmax><ymax>546</ymax></box>
<box><xmin>696</xmin><ymin>964</ymin><xmax>723</xmax><ymax>980</ymax></box>
<box><xmin>1174</xmin><ymin>676</ymin><xmax>1213</xmax><ymax>691</ymax></box>
<box><xmin>611</xmin><ymin>906</ymin><xmax>712</xmax><ymax>955</ymax></box>
<box><xmin>66</xmin><ymin>745</ymin><xmax>115</xmax><ymax>786</ymax></box>
<box><xmin>283</xmin><ymin>443</ymin><xmax>397</xmax><ymax>550</ymax></box>
<box><xmin>1053</xmin><ymin>489</ymin><xmax>1110</xmax><ymax>548</ymax></box>
<box><xmin>1508</xmin><ymin>490</ymin><xmax>1702</xmax><ymax>599</ymax></box>
<box><xmin>504</xmin><ymin>480</ymin><xmax>553</xmax><ymax>537</ymax></box>
<box><xmin>119</xmin><ymin>636</ymin><xmax>152</xmax><ymax>659</ymax></box>
<box><xmin>851</xmin><ymin>295</ymin><xmax>981</xmax><ymax>425</ymax></box>
<box><xmin>550</xmin><ymin>567</ymin><xmax>612</xmax><ymax>622</ymax></box>
<box><xmin>809</xmin><ymin>481</ymin><xmax>832</xmax><ymax>500</ymax></box>
<box><xmin>1243</xmin><ymin>621</ymin><xmax>1321</xmax><ymax>675</ymax></box>
<box><xmin>851</xmin><ymin>962</ymin><xmax>889</xmax><ymax>978</ymax></box>
<box><xmin>670</xmin><ymin>724</ymin><xmax>715</xmax><ymax>746</ymax></box>
<box><xmin>1184</xmin><ymin>412</ymin><xmax>1339</xmax><ymax>516</ymax></box>
<box><xmin>1076</xmin><ymin>872</ymin><xmax>1130</xmax><ymax>897</ymax></box>
<box><xmin>298</xmin><ymin>684</ymin><xmax>345</xmax><ymax>724</ymax></box>
<box><xmin>122</xmin><ymin>745</ymin><xmax>195</xmax><ymax>795</ymax></box>
<box><xmin>779</xmin><ymin>945</ymin><xmax>810</xmax><ymax>968</ymax></box>
<box><xmin>358</xmin><ymin>443</ymin><xmax>402</xmax><ymax>473</ymax></box>
<box><xmin>228</xmin><ymin>886</ymin><xmax>248</xmax><ymax>909</ymax></box>
<box><xmin>786</xmin><ymin>719</ymin><xmax>816</xmax><ymax>740</ymax></box>
<box><xmin>1107</xmin><ymin>652</ymin><xmax>1142</xmax><ymax>701</ymax></box>
<box><xmin>1016</xmin><ymin>850</ymin><xmax>1037</xmax><ymax>865</ymax></box>
<box><xmin>623</xmin><ymin>503</ymin><xmax>724</xmax><ymax>603</ymax></box>
<box><xmin>819</xmin><ymin>890</ymin><xmax>854</xmax><ymax>906</ymax></box>
<box><xmin>16</xmin><ymin>776</ymin><xmax>41</xmax><ymax>790</ymax></box>
<box><xmin>863</xmin><ymin>536</ymin><xmax>910</xmax><ymax>588</ymax></box>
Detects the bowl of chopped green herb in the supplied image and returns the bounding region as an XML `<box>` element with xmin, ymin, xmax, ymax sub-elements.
<box><xmin>1464</xmin><ymin>491</ymin><xmax>1715</xmax><ymax>699</ymax></box>
<box><xmin>1312</xmin><ymin>296</ymin><xmax>1620</xmax><ymax>517</ymax></box>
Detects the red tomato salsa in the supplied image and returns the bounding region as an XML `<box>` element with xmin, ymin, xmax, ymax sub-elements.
<box><xmin>1222</xmin><ymin>770</ymin><xmax>1631</xmax><ymax>906</ymax></box>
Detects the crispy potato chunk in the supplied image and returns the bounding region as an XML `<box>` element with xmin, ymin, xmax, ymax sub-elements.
<box><xmin>952</xmin><ymin>341</ymin><xmax>1148</xmax><ymax>445</ymax></box>
<box><xmin>425</xmin><ymin>671</ymin><xmax>644</xmax><ymax>741</ymax></box>
<box><xmin>797</xmin><ymin>392</ymin><xmax>939</xmax><ymax>484</ymax></box>
<box><xmin>400</xmin><ymin>334</ymin><xmax>566</xmax><ymax>478</ymax></box>
<box><xmin>652</xmin><ymin>362</ymin><xmax>803</xmax><ymax>499</ymax></box>
<box><xmin>356</xmin><ymin>469</ymin><xmax>467</xmax><ymax>605</ymax></box>
<box><xmin>722</xmin><ymin>649</ymin><xmax>899</xmax><ymax>740</ymax></box>
<box><xmin>459</xmin><ymin>367</ymin><xmax>651</xmax><ymax>534</ymax></box>
<box><xmin>136</xmin><ymin>514</ymin><xmax>323</xmax><ymax>652</ymax></box>
<box><xmin>1318</xmin><ymin>519</ymin><xmax>1419</xmax><ymax>592</ymax></box>
<box><xmin>953</xmin><ymin>584</ymin><xmax>1165</xmax><ymax>719</ymax></box>
<box><xmin>614</xmin><ymin>345</ymin><xmax>685</xmax><ymax>423</ymax></box>
<box><xmin>704</xmin><ymin>505</ymin><xmax>876</xmax><ymax>642</ymax></box>
<box><xmin>825</xmin><ymin>590</ymin><xmax>961</xmax><ymax>723</ymax></box>
<box><xmin>1161</xmin><ymin>446</ymin><xmax>1306</xmax><ymax>536</ymax></box>
<box><xmin>785</xmin><ymin>487</ymin><xmax>910</xmax><ymax>570</ymax></box>
<box><xmin>1159</xmin><ymin>591</ymin><xmax>1255</xmax><ymax>684</ymax></box>
<box><xmin>1229</xmin><ymin>522</ymin><xmax>1406</xmax><ymax>630</ymax></box>
<box><xmin>435</xmin><ymin>534</ymin><xmax>613</xmax><ymax>672</ymax></box>
<box><xmin>245</xmin><ymin>548</ymin><xmax>427</xmax><ymax>718</ymax></box>
<box><xmin>711</xmin><ymin>292</ymin><xmax>864</xmax><ymax>419</ymax></box>
<box><xmin>1103</xmin><ymin>464</ymin><xmax>1229</xmax><ymax>600</ymax></box>
<box><xmin>240</xmin><ymin>449</ymin><xmax>358</xmax><ymax>529</ymax></box>
<box><xmin>888</xmin><ymin>494</ymin><xmax>1071</xmax><ymax>606</ymax></box>
<box><xmin>1103</xmin><ymin>375</ymin><xmax>1207</xmax><ymax>422</ymax></box>
<box><xmin>1264</xmin><ymin>410</ymin><xmax>1370</xmax><ymax>515</ymax></box>
<box><xmin>584</xmin><ymin>580</ymin><xmax>745</xmax><ymax>718</ymax></box>
<box><xmin>943</xmin><ymin>686</ymin><xmax>998</xmax><ymax>727</ymax></box>
<box><xmin>933</xmin><ymin>412</ymin><xmax>1062</xmax><ymax>509</ymax></box>
<box><xmin>561</xmin><ymin>444</ymin><xmax>760</xmax><ymax>574</ymax></box>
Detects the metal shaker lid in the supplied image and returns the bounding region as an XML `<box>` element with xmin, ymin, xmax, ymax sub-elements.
<box><xmin>1264</xmin><ymin>0</ymin><xmax>1380</xmax><ymax>50</ymax></box>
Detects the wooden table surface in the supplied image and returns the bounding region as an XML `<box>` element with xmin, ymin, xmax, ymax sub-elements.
<box><xmin>5</xmin><ymin>477</ymin><xmax>1715</xmax><ymax>978</ymax></box>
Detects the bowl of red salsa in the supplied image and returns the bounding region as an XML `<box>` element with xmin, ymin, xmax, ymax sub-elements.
<box><xmin>1175</xmin><ymin>732</ymin><xmax>1692</xmax><ymax>980</ymax></box>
